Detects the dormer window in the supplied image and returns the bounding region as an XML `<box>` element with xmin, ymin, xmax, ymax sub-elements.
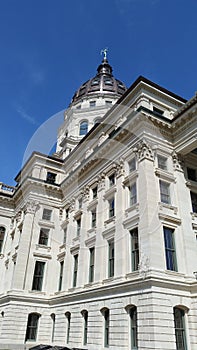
<box><xmin>79</xmin><ymin>121</ymin><xmax>88</xmax><ymax>136</ymax></box>
<box><xmin>46</xmin><ymin>172</ymin><xmax>56</xmax><ymax>184</ymax></box>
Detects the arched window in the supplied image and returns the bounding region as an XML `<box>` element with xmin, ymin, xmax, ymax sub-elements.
<box><xmin>174</xmin><ymin>307</ymin><xmax>187</xmax><ymax>350</ymax></box>
<box><xmin>0</xmin><ymin>227</ymin><xmax>5</xmax><ymax>253</ymax></box>
<box><xmin>25</xmin><ymin>313</ymin><xmax>40</xmax><ymax>341</ymax></box>
<box><xmin>65</xmin><ymin>311</ymin><xmax>71</xmax><ymax>343</ymax></box>
<box><xmin>81</xmin><ymin>310</ymin><xmax>88</xmax><ymax>345</ymax></box>
<box><xmin>51</xmin><ymin>313</ymin><xmax>55</xmax><ymax>342</ymax></box>
<box><xmin>101</xmin><ymin>308</ymin><xmax>109</xmax><ymax>347</ymax></box>
<box><xmin>125</xmin><ymin>305</ymin><xmax>138</xmax><ymax>349</ymax></box>
<box><xmin>79</xmin><ymin>121</ymin><xmax>88</xmax><ymax>136</ymax></box>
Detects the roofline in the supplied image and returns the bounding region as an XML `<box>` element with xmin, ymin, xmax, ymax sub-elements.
<box><xmin>14</xmin><ymin>151</ymin><xmax>64</xmax><ymax>182</ymax></box>
<box><xmin>118</xmin><ymin>75</ymin><xmax>187</xmax><ymax>105</ymax></box>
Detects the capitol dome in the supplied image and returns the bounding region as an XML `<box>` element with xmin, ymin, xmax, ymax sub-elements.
<box><xmin>71</xmin><ymin>56</ymin><xmax>127</xmax><ymax>104</ymax></box>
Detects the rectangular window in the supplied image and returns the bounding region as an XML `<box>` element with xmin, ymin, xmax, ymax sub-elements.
<box><xmin>108</xmin><ymin>240</ymin><xmax>114</xmax><ymax>278</ymax></box>
<box><xmin>46</xmin><ymin>172</ymin><xmax>56</xmax><ymax>184</ymax></box>
<box><xmin>89</xmin><ymin>247</ymin><xmax>95</xmax><ymax>283</ymax></box>
<box><xmin>130</xmin><ymin>228</ymin><xmax>139</xmax><ymax>271</ymax></box>
<box><xmin>129</xmin><ymin>183</ymin><xmax>137</xmax><ymax>206</ymax></box>
<box><xmin>0</xmin><ymin>227</ymin><xmax>5</xmax><ymax>254</ymax></box>
<box><xmin>38</xmin><ymin>228</ymin><xmax>49</xmax><ymax>246</ymax></box>
<box><xmin>104</xmin><ymin>309</ymin><xmax>109</xmax><ymax>347</ymax></box>
<box><xmin>92</xmin><ymin>186</ymin><xmax>98</xmax><ymax>199</ymax></box>
<box><xmin>73</xmin><ymin>254</ymin><xmax>78</xmax><ymax>287</ymax></box>
<box><xmin>190</xmin><ymin>191</ymin><xmax>197</xmax><ymax>213</ymax></box>
<box><xmin>78</xmin><ymin>198</ymin><xmax>82</xmax><ymax>209</ymax></box>
<box><xmin>128</xmin><ymin>158</ymin><xmax>136</xmax><ymax>172</ymax></box>
<box><xmin>58</xmin><ymin>261</ymin><xmax>64</xmax><ymax>291</ymax></box>
<box><xmin>42</xmin><ymin>208</ymin><xmax>52</xmax><ymax>221</ymax></box>
<box><xmin>63</xmin><ymin>227</ymin><xmax>67</xmax><ymax>244</ymax></box>
<box><xmin>158</xmin><ymin>155</ymin><xmax>167</xmax><ymax>170</ymax></box>
<box><xmin>187</xmin><ymin>167</ymin><xmax>196</xmax><ymax>181</ymax></box>
<box><xmin>163</xmin><ymin>227</ymin><xmax>177</xmax><ymax>271</ymax></box>
<box><xmin>83</xmin><ymin>311</ymin><xmax>88</xmax><ymax>345</ymax></box>
<box><xmin>109</xmin><ymin>173</ymin><xmax>115</xmax><ymax>187</ymax></box>
<box><xmin>25</xmin><ymin>313</ymin><xmax>40</xmax><ymax>341</ymax></box>
<box><xmin>76</xmin><ymin>218</ymin><xmax>81</xmax><ymax>236</ymax></box>
<box><xmin>153</xmin><ymin>106</ymin><xmax>164</xmax><ymax>116</ymax></box>
<box><xmin>65</xmin><ymin>208</ymin><xmax>69</xmax><ymax>219</ymax></box>
<box><xmin>174</xmin><ymin>307</ymin><xmax>187</xmax><ymax>350</ymax></box>
<box><xmin>129</xmin><ymin>307</ymin><xmax>138</xmax><ymax>349</ymax></box>
<box><xmin>32</xmin><ymin>261</ymin><xmax>45</xmax><ymax>291</ymax></box>
<box><xmin>91</xmin><ymin>209</ymin><xmax>96</xmax><ymax>228</ymax></box>
<box><xmin>160</xmin><ymin>180</ymin><xmax>170</xmax><ymax>204</ymax></box>
<box><xmin>109</xmin><ymin>198</ymin><xmax>115</xmax><ymax>218</ymax></box>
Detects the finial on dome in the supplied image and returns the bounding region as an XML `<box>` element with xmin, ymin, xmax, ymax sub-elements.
<box><xmin>100</xmin><ymin>48</ymin><xmax>108</xmax><ymax>61</ymax></box>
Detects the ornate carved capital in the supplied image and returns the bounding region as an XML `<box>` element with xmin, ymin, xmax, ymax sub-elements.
<box><xmin>98</xmin><ymin>173</ymin><xmax>105</xmax><ymax>191</ymax></box>
<box><xmin>24</xmin><ymin>200</ymin><xmax>40</xmax><ymax>214</ymax></box>
<box><xmin>134</xmin><ymin>140</ymin><xmax>154</xmax><ymax>162</ymax></box>
<box><xmin>172</xmin><ymin>151</ymin><xmax>184</xmax><ymax>172</ymax></box>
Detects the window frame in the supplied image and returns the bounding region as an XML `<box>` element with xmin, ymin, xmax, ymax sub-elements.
<box><xmin>0</xmin><ymin>226</ymin><xmax>5</xmax><ymax>254</ymax></box>
<box><xmin>65</xmin><ymin>312</ymin><xmax>71</xmax><ymax>344</ymax></box>
<box><xmin>108</xmin><ymin>197</ymin><xmax>115</xmax><ymax>218</ymax></box>
<box><xmin>108</xmin><ymin>240</ymin><xmax>114</xmax><ymax>278</ymax></box>
<box><xmin>130</xmin><ymin>228</ymin><xmax>139</xmax><ymax>272</ymax></box>
<box><xmin>25</xmin><ymin>313</ymin><xmax>40</xmax><ymax>342</ymax></box>
<box><xmin>158</xmin><ymin>155</ymin><xmax>168</xmax><ymax>171</ymax></box>
<box><xmin>42</xmin><ymin>208</ymin><xmax>52</xmax><ymax>221</ymax></box>
<box><xmin>38</xmin><ymin>228</ymin><xmax>49</xmax><ymax>246</ymax></box>
<box><xmin>73</xmin><ymin>254</ymin><xmax>78</xmax><ymax>287</ymax></box>
<box><xmin>79</xmin><ymin>120</ymin><xmax>88</xmax><ymax>136</ymax></box>
<box><xmin>129</xmin><ymin>306</ymin><xmax>138</xmax><ymax>349</ymax></box>
<box><xmin>159</xmin><ymin>180</ymin><xmax>171</xmax><ymax>204</ymax></box>
<box><xmin>163</xmin><ymin>227</ymin><xmax>177</xmax><ymax>271</ymax></box>
<box><xmin>174</xmin><ymin>307</ymin><xmax>187</xmax><ymax>350</ymax></box>
<box><xmin>129</xmin><ymin>182</ymin><xmax>137</xmax><ymax>206</ymax></box>
<box><xmin>58</xmin><ymin>260</ymin><xmax>64</xmax><ymax>291</ymax></box>
<box><xmin>32</xmin><ymin>261</ymin><xmax>45</xmax><ymax>291</ymax></box>
<box><xmin>89</xmin><ymin>247</ymin><xmax>95</xmax><ymax>283</ymax></box>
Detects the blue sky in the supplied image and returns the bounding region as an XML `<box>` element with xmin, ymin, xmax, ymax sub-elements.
<box><xmin>0</xmin><ymin>0</ymin><xmax>197</xmax><ymax>185</ymax></box>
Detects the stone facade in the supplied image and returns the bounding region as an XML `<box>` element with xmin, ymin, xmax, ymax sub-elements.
<box><xmin>0</xmin><ymin>61</ymin><xmax>197</xmax><ymax>350</ymax></box>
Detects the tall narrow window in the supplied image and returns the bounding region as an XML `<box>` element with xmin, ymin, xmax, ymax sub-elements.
<box><xmin>163</xmin><ymin>227</ymin><xmax>177</xmax><ymax>271</ymax></box>
<box><xmin>190</xmin><ymin>191</ymin><xmax>197</xmax><ymax>213</ymax></box>
<box><xmin>108</xmin><ymin>240</ymin><xmax>114</xmax><ymax>278</ymax></box>
<box><xmin>109</xmin><ymin>173</ymin><xmax>115</xmax><ymax>187</ymax></box>
<box><xmin>79</xmin><ymin>121</ymin><xmax>88</xmax><ymax>136</ymax></box>
<box><xmin>91</xmin><ymin>209</ymin><xmax>96</xmax><ymax>228</ymax></box>
<box><xmin>174</xmin><ymin>307</ymin><xmax>187</xmax><ymax>350</ymax></box>
<box><xmin>89</xmin><ymin>247</ymin><xmax>95</xmax><ymax>283</ymax></box>
<box><xmin>38</xmin><ymin>228</ymin><xmax>49</xmax><ymax>246</ymax></box>
<box><xmin>76</xmin><ymin>218</ymin><xmax>81</xmax><ymax>236</ymax></box>
<box><xmin>129</xmin><ymin>306</ymin><xmax>138</xmax><ymax>349</ymax></box>
<box><xmin>0</xmin><ymin>227</ymin><xmax>5</xmax><ymax>253</ymax></box>
<box><xmin>160</xmin><ymin>180</ymin><xmax>170</xmax><ymax>204</ymax></box>
<box><xmin>65</xmin><ymin>312</ymin><xmax>71</xmax><ymax>343</ymax></box>
<box><xmin>109</xmin><ymin>198</ymin><xmax>115</xmax><ymax>218</ymax></box>
<box><xmin>63</xmin><ymin>227</ymin><xmax>67</xmax><ymax>244</ymax></box>
<box><xmin>51</xmin><ymin>313</ymin><xmax>55</xmax><ymax>342</ymax></box>
<box><xmin>25</xmin><ymin>313</ymin><xmax>40</xmax><ymax>341</ymax></box>
<box><xmin>58</xmin><ymin>261</ymin><xmax>64</xmax><ymax>291</ymax></box>
<box><xmin>130</xmin><ymin>228</ymin><xmax>139</xmax><ymax>271</ymax></box>
<box><xmin>32</xmin><ymin>261</ymin><xmax>45</xmax><ymax>291</ymax></box>
<box><xmin>82</xmin><ymin>310</ymin><xmax>88</xmax><ymax>345</ymax></box>
<box><xmin>128</xmin><ymin>158</ymin><xmax>136</xmax><ymax>172</ymax></box>
<box><xmin>103</xmin><ymin>309</ymin><xmax>109</xmax><ymax>347</ymax></box>
<box><xmin>73</xmin><ymin>254</ymin><xmax>78</xmax><ymax>287</ymax></box>
<box><xmin>92</xmin><ymin>185</ymin><xmax>98</xmax><ymax>199</ymax></box>
<box><xmin>129</xmin><ymin>183</ymin><xmax>137</xmax><ymax>206</ymax></box>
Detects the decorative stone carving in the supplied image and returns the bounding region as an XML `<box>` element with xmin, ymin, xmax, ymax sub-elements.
<box><xmin>24</xmin><ymin>201</ymin><xmax>39</xmax><ymax>214</ymax></box>
<box><xmin>98</xmin><ymin>173</ymin><xmax>105</xmax><ymax>191</ymax></box>
<box><xmin>172</xmin><ymin>151</ymin><xmax>184</xmax><ymax>172</ymax></box>
<box><xmin>82</xmin><ymin>186</ymin><xmax>90</xmax><ymax>202</ymax></box>
<box><xmin>116</xmin><ymin>159</ymin><xmax>125</xmax><ymax>178</ymax></box>
<box><xmin>134</xmin><ymin>140</ymin><xmax>154</xmax><ymax>162</ymax></box>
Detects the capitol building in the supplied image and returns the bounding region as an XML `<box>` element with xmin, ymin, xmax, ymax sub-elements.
<box><xmin>0</xmin><ymin>53</ymin><xmax>197</xmax><ymax>350</ymax></box>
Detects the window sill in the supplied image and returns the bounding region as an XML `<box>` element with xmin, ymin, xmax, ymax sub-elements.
<box><xmin>155</xmin><ymin>168</ymin><xmax>175</xmax><ymax>182</ymax></box>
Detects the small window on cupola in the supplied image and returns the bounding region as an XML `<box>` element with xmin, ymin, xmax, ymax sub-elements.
<box><xmin>79</xmin><ymin>121</ymin><xmax>88</xmax><ymax>136</ymax></box>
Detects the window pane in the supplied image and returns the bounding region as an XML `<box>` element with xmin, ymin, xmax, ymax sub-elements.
<box><xmin>163</xmin><ymin>227</ymin><xmax>177</xmax><ymax>271</ymax></box>
<box><xmin>0</xmin><ymin>227</ymin><xmax>5</xmax><ymax>253</ymax></box>
<box><xmin>80</xmin><ymin>121</ymin><xmax>88</xmax><ymax>135</ymax></box>
<box><xmin>174</xmin><ymin>307</ymin><xmax>187</xmax><ymax>350</ymax></box>
<box><xmin>42</xmin><ymin>209</ymin><xmax>52</xmax><ymax>221</ymax></box>
<box><xmin>130</xmin><ymin>228</ymin><xmax>139</xmax><ymax>271</ymax></box>
<box><xmin>130</xmin><ymin>307</ymin><xmax>138</xmax><ymax>348</ymax></box>
<box><xmin>108</xmin><ymin>241</ymin><xmax>114</xmax><ymax>277</ymax></box>
<box><xmin>160</xmin><ymin>181</ymin><xmax>170</xmax><ymax>204</ymax></box>
<box><xmin>25</xmin><ymin>313</ymin><xmax>39</xmax><ymax>341</ymax></box>
<box><xmin>32</xmin><ymin>261</ymin><xmax>45</xmax><ymax>291</ymax></box>
<box><xmin>38</xmin><ymin>228</ymin><xmax>49</xmax><ymax>245</ymax></box>
<box><xmin>89</xmin><ymin>247</ymin><xmax>95</xmax><ymax>283</ymax></box>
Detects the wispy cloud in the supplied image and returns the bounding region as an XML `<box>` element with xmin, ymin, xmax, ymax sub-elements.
<box><xmin>30</xmin><ymin>69</ymin><xmax>45</xmax><ymax>85</ymax></box>
<box><xmin>16</xmin><ymin>106</ymin><xmax>37</xmax><ymax>125</ymax></box>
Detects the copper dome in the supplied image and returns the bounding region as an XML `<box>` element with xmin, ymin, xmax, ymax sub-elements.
<box><xmin>71</xmin><ymin>57</ymin><xmax>127</xmax><ymax>104</ymax></box>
